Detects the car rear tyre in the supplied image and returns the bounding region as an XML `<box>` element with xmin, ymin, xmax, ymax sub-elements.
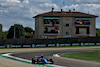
<box><xmin>50</xmin><ymin>59</ymin><xmax>54</xmax><ymax>64</ymax></box>
<box><xmin>32</xmin><ymin>58</ymin><xmax>35</xmax><ymax>64</ymax></box>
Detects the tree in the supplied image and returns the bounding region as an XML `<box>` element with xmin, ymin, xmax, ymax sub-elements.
<box><xmin>96</xmin><ymin>28</ymin><xmax>100</xmax><ymax>36</ymax></box>
<box><xmin>0</xmin><ymin>24</ymin><xmax>2</xmax><ymax>39</ymax></box>
<box><xmin>2</xmin><ymin>31</ymin><xmax>8</xmax><ymax>39</ymax></box>
<box><xmin>24</xmin><ymin>27</ymin><xmax>35</xmax><ymax>38</ymax></box>
<box><xmin>24</xmin><ymin>27</ymin><xmax>34</xmax><ymax>34</ymax></box>
<box><xmin>7</xmin><ymin>24</ymin><xmax>25</xmax><ymax>39</ymax></box>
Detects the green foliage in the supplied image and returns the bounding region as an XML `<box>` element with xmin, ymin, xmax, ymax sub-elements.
<box><xmin>24</xmin><ymin>27</ymin><xmax>34</xmax><ymax>38</ymax></box>
<box><xmin>24</xmin><ymin>32</ymin><xmax>31</xmax><ymax>36</ymax></box>
<box><xmin>96</xmin><ymin>28</ymin><xmax>100</xmax><ymax>36</ymax></box>
<box><xmin>7</xmin><ymin>24</ymin><xmax>34</xmax><ymax>39</ymax></box>
<box><xmin>2</xmin><ymin>31</ymin><xmax>8</xmax><ymax>39</ymax></box>
<box><xmin>0</xmin><ymin>24</ymin><xmax>2</xmax><ymax>39</ymax></box>
<box><xmin>0</xmin><ymin>24</ymin><xmax>2</xmax><ymax>27</ymax></box>
<box><xmin>7</xmin><ymin>26</ymin><xmax>14</xmax><ymax>39</ymax></box>
<box><xmin>15</xmin><ymin>24</ymin><xmax>25</xmax><ymax>39</ymax></box>
<box><xmin>7</xmin><ymin>24</ymin><xmax>25</xmax><ymax>39</ymax></box>
<box><xmin>24</xmin><ymin>27</ymin><xmax>34</xmax><ymax>34</ymax></box>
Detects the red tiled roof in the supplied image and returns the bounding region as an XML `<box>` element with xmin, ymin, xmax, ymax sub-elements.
<box><xmin>33</xmin><ymin>11</ymin><xmax>98</xmax><ymax>18</ymax></box>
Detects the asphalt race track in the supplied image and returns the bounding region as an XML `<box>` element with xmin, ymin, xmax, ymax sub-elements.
<box><xmin>11</xmin><ymin>49</ymin><xmax>100</xmax><ymax>67</ymax></box>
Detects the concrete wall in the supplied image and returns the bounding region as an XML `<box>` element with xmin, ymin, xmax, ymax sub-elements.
<box><xmin>35</xmin><ymin>16</ymin><xmax>39</xmax><ymax>38</ymax></box>
<box><xmin>61</xmin><ymin>17</ymin><xmax>74</xmax><ymax>38</ymax></box>
<box><xmin>59</xmin><ymin>17</ymin><xmax>63</xmax><ymax>37</ymax></box>
<box><xmin>38</xmin><ymin>16</ymin><xmax>44</xmax><ymax>38</ymax></box>
<box><xmin>90</xmin><ymin>17</ymin><xmax>96</xmax><ymax>36</ymax></box>
<box><xmin>35</xmin><ymin>16</ymin><xmax>44</xmax><ymax>39</ymax></box>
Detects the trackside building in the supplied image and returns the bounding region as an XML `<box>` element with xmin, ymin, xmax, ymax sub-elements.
<box><xmin>33</xmin><ymin>9</ymin><xmax>98</xmax><ymax>39</ymax></box>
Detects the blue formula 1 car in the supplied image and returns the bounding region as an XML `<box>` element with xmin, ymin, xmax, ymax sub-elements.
<box><xmin>32</xmin><ymin>56</ymin><xmax>54</xmax><ymax>64</ymax></box>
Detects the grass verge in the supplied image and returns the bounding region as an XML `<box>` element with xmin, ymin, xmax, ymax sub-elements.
<box><xmin>60</xmin><ymin>51</ymin><xmax>100</xmax><ymax>62</ymax></box>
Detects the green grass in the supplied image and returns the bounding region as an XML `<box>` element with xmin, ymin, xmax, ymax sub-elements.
<box><xmin>60</xmin><ymin>51</ymin><xmax>100</xmax><ymax>62</ymax></box>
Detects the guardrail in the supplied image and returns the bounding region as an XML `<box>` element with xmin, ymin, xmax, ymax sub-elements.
<box><xmin>0</xmin><ymin>37</ymin><xmax>100</xmax><ymax>48</ymax></box>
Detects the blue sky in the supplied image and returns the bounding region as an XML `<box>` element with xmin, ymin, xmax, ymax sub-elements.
<box><xmin>0</xmin><ymin>0</ymin><xmax>100</xmax><ymax>31</ymax></box>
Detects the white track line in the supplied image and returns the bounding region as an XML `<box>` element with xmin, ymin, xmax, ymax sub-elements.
<box><xmin>45</xmin><ymin>64</ymin><xmax>66</xmax><ymax>67</ymax></box>
<box><xmin>53</xmin><ymin>54</ymin><xmax>67</xmax><ymax>67</ymax></box>
<box><xmin>3</xmin><ymin>53</ymin><xmax>31</xmax><ymax>62</ymax></box>
<box><xmin>2</xmin><ymin>53</ymin><xmax>66</xmax><ymax>67</ymax></box>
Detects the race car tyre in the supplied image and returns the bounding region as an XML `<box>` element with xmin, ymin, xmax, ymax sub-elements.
<box><xmin>50</xmin><ymin>59</ymin><xmax>52</xmax><ymax>61</ymax></box>
<box><xmin>51</xmin><ymin>61</ymin><xmax>54</xmax><ymax>64</ymax></box>
<box><xmin>50</xmin><ymin>59</ymin><xmax>54</xmax><ymax>64</ymax></box>
<box><xmin>37</xmin><ymin>59</ymin><xmax>39</xmax><ymax>64</ymax></box>
<box><xmin>32</xmin><ymin>58</ymin><xmax>36</xmax><ymax>64</ymax></box>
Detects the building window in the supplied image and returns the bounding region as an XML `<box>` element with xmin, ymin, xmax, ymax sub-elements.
<box><xmin>66</xmin><ymin>32</ymin><xmax>69</xmax><ymax>35</ymax></box>
<box><xmin>87</xmin><ymin>27</ymin><xmax>89</xmax><ymax>34</ymax></box>
<box><xmin>76</xmin><ymin>27</ymin><xmax>89</xmax><ymax>34</ymax></box>
<box><xmin>76</xmin><ymin>27</ymin><xmax>79</xmax><ymax>34</ymax></box>
<box><xmin>66</xmin><ymin>24</ymin><xmax>69</xmax><ymax>26</ymax></box>
<box><xmin>44</xmin><ymin>28</ymin><xmax>48</xmax><ymax>33</ymax></box>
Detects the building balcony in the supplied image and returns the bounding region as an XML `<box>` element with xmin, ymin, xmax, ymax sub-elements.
<box><xmin>44</xmin><ymin>24</ymin><xmax>59</xmax><ymax>27</ymax></box>
<box><xmin>76</xmin><ymin>34</ymin><xmax>90</xmax><ymax>36</ymax></box>
<box><xmin>75</xmin><ymin>21</ymin><xmax>90</xmax><ymax>27</ymax></box>
<box><xmin>44</xmin><ymin>31</ymin><xmax>59</xmax><ymax>35</ymax></box>
<box><xmin>75</xmin><ymin>24</ymin><xmax>90</xmax><ymax>27</ymax></box>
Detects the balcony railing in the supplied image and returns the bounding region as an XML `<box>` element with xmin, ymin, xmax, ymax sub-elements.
<box><xmin>75</xmin><ymin>21</ymin><xmax>90</xmax><ymax>26</ymax></box>
<box><xmin>76</xmin><ymin>34</ymin><xmax>90</xmax><ymax>36</ymax></box>
<box><xmin>75</xmin><ymin>25</ymin><xmax>90</xmax><ymax>27</ymax></box>
<box><xmin>44</xmin><ymin>24</ymin><xmax>59</xmax><ymax>26</ymax></box>
<box><xmin>44</xmin><ymin>31</ymin><xmax>59</xmax><ymax>35</ymax></box>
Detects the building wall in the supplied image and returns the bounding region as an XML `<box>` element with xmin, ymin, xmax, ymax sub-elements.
<box><xmin>38</xmin><ymin>16</ymin><xmax>44</xmax><ymax>39</ymax></box>
<box><xmin>35</xmin><ymin>16</ymin><xmax>39</xmax><ymax>38</ymax></box>
<box><xmin>59</xmin><ymin>17</ymin><xmax>63</xmax><ymax>37</ymax></box>
<box><xmin>35</xmin><ymin>16</ymin><xmax>96</xmax><ymax>39</ymax></box>
<box><xmin>35</xmin><ymin>16</ymin><xmax>44</xmax><ymax>39</ymax></box>
<box><xmin>62</xmin><ymin>17</ymin><xmax>75</xmax><ymax>38</ymax></box>
<box><xmin>90</xmin><ymin>17</ymin><xmax>96</xmax><ymax>36</ymax></box>
<box><xmin>73</xmin><ymin>17</ymin><xmax>96</xmax><ymax>37</ymax></box>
